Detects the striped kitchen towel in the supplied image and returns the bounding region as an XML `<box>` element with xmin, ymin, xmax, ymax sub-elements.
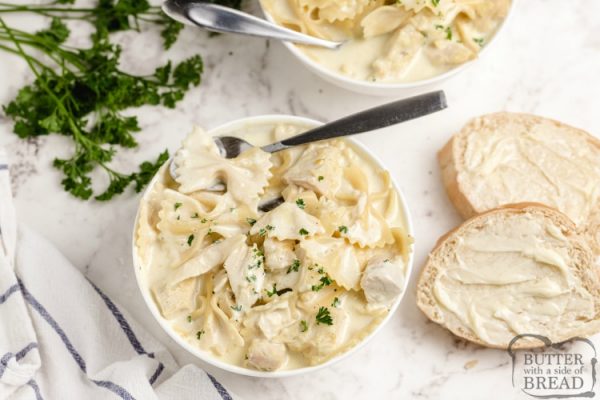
<box><xmin>0</xmin><ymin>151</ymin><xmax>236</xmax><ymax>400</ymax></box>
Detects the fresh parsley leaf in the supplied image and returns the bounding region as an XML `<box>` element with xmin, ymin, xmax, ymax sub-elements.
<box><xmin>296</xmin><ymin>198</ymin><xmax>305</xmax><ymax>209</ymax></box>
<box><xmin>266</xmin><ymin>284</ymin><xmax>277</xmax><ymax>297</ymax></box>
<box><xmin>338</xmin><ymin>225</ymin><xmax>348</xmax><ymax>234</ymax></box>
<box><xmin>332</xmin><ymin>297</ymin><xmax>341</xmax><ymax>308</ymax></box>
<box><xmin>300</xmin><ymin>320</ymin><xmax>308</xmax><ymax>332</ymax></box>
<box><xmin>196</xmin><ymin>330</ymin><xmax>205</xmax><ymax>340</ymax></box>
<box><xmin>287</xmin><ymin>259</ymin><xmax>300</xmax><ymax>274</ymax></box>
<box><xmin>299</xmin><ymin>228</ymin><xmax>309</xmax><ymax>236</ymax></box>
<box><xmin>316</xmin><ymin>306</ymin><xmax>333</xmax><ymax>325</ymax></box>
<box><xmin>187</xmin><ymin>234</ymin><xmax>194</xmax><ymax>246</ymax></box>
<box><xmin>311</xmin><ymin>275</ymin><xmax>332</xmax><ymax>292</ymax></box>
<box><xmin>246</xmin><ymin>218</ymin><xmax>257</xmax><ymax>226</ymax></box>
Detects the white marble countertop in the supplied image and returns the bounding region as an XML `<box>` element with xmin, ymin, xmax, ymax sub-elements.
<box><xmin>1</xmin><ymin>0</ymin><xmax>600</xmax><ymax>398</ymax></box>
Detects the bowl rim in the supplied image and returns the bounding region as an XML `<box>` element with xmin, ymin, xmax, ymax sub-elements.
<box><xmin>131</xmin><ymin>114</ymin><xmax>415</xmax><ymax>378</ymax></box>
<box><xmin>258</xmin><ymin>0</ymin><xmax>518</xmax><ymax>90</ymax></box>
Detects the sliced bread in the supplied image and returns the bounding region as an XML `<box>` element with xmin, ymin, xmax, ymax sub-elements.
<box><xmin>417</xmin><ymin>203</ymin><xmax>600</xmax><ymax>349</ymax></box>
<box><xmin>439</xmin><ymin>113</ymin><xmax>600</xmax><ymax>229</ymax></box>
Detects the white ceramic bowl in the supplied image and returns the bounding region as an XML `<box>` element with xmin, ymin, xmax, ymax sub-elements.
<box><xmin>259</xmin><ymin>1</ymin><xmax>517</xmax><ymax>96</ymax></box>
<box><xmin>132</xmin><ymin>115</ymin><xmax>415</xmax><ymax>377</ymax></box>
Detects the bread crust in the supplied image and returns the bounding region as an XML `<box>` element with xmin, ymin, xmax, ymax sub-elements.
<box><xmin>417</xmin><ymin>203</ymin><xmax>600</xmax><ymax>349</ymax></box>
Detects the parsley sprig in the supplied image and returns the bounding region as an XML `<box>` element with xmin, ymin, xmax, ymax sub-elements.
<box><xmin>0</xmin><ymin>0</ymin><xmax>241</xmax><ymax>200</ymax></box>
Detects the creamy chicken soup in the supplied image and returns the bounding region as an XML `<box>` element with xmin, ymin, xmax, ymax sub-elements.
<box><xmin>261</xmin><ymin>0</ymin><xmax>511</xmax><ymax>83</ymax></box>
<box><xmin>135</xmin><ymin>122</ymin><xmax>411</xmax><ymax>371</ymax></box>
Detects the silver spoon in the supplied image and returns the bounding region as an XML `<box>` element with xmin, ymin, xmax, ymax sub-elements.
<box><xmin>162</xmin><ymin>0</ymin><xmax>344</xmax><ymax>49</ymax></box>
<box><xmin>171</xmin><ymin>91</ymin><xmax>448</xmax><ymax>212</ymax></box>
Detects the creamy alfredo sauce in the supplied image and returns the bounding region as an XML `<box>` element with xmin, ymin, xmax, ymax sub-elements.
<box><xmin>261</xmin><ymin>0</ymin><xmax>511</xmax><ymax>83</ymax></box>
<box><xmin>135</xmin><ymin>121</ymin><xmax>411</xmax><ymax>371</ymax></box>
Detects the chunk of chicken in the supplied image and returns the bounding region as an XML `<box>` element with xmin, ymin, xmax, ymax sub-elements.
<box><xmin>152</xmin><ymin>278</ymin><xmax>197</xmax><ymax>319</ymax></box>
<box><xmin>263</xmin><ymin>238</ymin><xmax>296</xmax><ymax>271</ymax></box>
<box><xmin>246</xmin><ymin>339</ymin><xmax>287</xmax><ymax>371</ymax></box>
<box><xmin>360</xmin><ymin>257</ymin><xmax>405</xmax><ymax>308</ymax></box>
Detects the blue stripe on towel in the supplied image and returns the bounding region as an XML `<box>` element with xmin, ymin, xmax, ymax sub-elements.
<box><xmin>0</xmin><ymin>342</ymin><xmax>38</xmax><ymax>378</ymax></box>
<box><xmin>89</xmin><ymin>281</ymin><xmax>165</xmax><ymax>384</ymax></box>
<box><xmin>18</xmin><ymin>279</ymin><xmax>135</xmax><ymax>400</ymax></box>
<box><xmin>0</xmin><ymin>283</ymin><xmax>19</xmax><ymax>304</ymax></box>
<box><xmin>89</xmin><ymin>282</ymin><xmax>147</xmax><ymax>355</ymax></box>
<box><xmin>27</xmin><ymin>379</ymin><xmax>44</xmax><ymax>400</ymax></box>
<box><xmin>149</xmin><ymin>362</ymin><xmax>164</xmax><ymax>385</ymax></box>
<box><xmin>208</xmin><ymin>374</ymin><xmax>234</xmax><ymax>400</ymax></box>
<box><xmin>16</xmin><ymin>342</ymin><xmax>39</xmax><ymax>360</ymax></box>
<box><xmin>0</xmin><ymin>164</ymin><xmax>8</xmax><ymax>171</ymax></box>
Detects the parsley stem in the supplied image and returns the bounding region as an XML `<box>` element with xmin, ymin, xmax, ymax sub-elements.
<box><xmin>0</xmin><ymin>42</ymin><xmax>53</xmax><ymax>71</ymax></box>
<box><xmin>0</xmin><ymin>17</ymin><xmax>90</xmax><ymax>153</ymax></box>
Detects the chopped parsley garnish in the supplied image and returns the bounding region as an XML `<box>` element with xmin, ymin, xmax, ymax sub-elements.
<box><xmin>231</xmin><ymin>305</ymin><xmax>242</xmax><ymax>312</ymax></box>
<box><xmin>473</xmin><ymin>37</ymin><xmax>485</xmax><ymax>47</ymax></box>
<box><xmin>187</xmin><ymin>315</ymin><xmax>192</xmax><ymax>323</ymax></box>
<box><xmin>318</xmin><ymin>176</ymin><xmax>324</xmax><ymax>181</ymax></box>
<box><xmin>196</xmin><ymin>330</ymin><xmax>205</xmax><ymax>340</ymax></box>
<box><xmin>253</xmin><ymin>247</ymin><xmax>264</xmax><ymax>259</ymax></box>
<box><xmin>296</xmin><ymin>198</ymin><xmax>305</xmax><ymax>209</ymax></box>
<box><xmin>258</xmin><ymin>228</ymin><xmax>267</xmax><ymax>236</ymax></box>
<box><xmin>311</xmin><ymin>275</ymin><xmax>332</xmax><ymax>292</ymax></box>
<box><xmin>287</xmin><ymin>259</ymin><xmax>300</xmax><ymax>274</ymax></box>
<box><xmin>300</xmin><ymin>320</ymin><xmax>308</xmax><ymax>332</ymax></box>
<box><xmin>299</xmin><ymin>228</ymin><xmax>309</xmax><ymax>236</ymax></box>
<box><xmin>338</xmin><ymin>225</ymin><xmax>348</xmax><ymax>234</ymax></box>
<box><xmin>187</xmin><ymin>234</ymin><xmax>195</xmax><ymax>246</ymax></box>
<box><xmin>174</xmin><ymin>202</ymin><xmax>182</xmax><ymax>211</ymax></box>
<box><xmin>266</xmin><ymin>224</ymin><xmax>275</xmax><ymax>231</ymax></box>
<box><xmin>445</xmin><ymin>26</ymin><xmax>452</xmax><ymax>40</ymax></box>
<box><xmin>316</xmin><ymin>307</ymin><xmax>333</xmax><ymax>325</ymax></box>
<box><xmin>332</xmin><ymin>297</ymin><xmax>341</xmax><ymax>308</ymax></box>
<box><xmin>431</xmin><ymin>0</ymin><xmax>440</xmax><ymax>6</ymax></box>
<box><xmin>246</xmin><ymin>275</ymin><xmax>257</xmax><ymax>283</ymax></box>
<box><xmin>200</xmin><ymin>218</ymin><xmax>208</xmax><ymax>223</ymax></box>
<box><xmin>266</xmin><ymin>284</ymin><xmax>278</xmax><ymax>297</ymax></box>
<box><xmin>246</xmin><ymin>218</ymin><xmax>257</xmax><ymax>226</ymax></box>
<box><xmin>191</xmin><ymin>212</ymin><xmax>199</xmax><ymax>219</ymax></box>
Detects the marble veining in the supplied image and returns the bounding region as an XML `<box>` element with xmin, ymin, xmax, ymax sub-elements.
<box><xmin>1</xmin><ymin>1</ymin><xmax>599</xmax><ymax>399</ymax></box>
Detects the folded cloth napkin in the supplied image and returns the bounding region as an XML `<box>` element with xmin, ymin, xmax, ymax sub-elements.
<box><xmin>0</xmin><ymin>151</ymin><xmax>235</xmax><ymax>400</ymax></box>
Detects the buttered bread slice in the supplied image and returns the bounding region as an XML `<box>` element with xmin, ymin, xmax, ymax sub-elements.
<box><xmin>417</xmin><ymin>204</ymin><xmax>600</xmax><ymax>349</ymax></box>
<box><xmin>439</xmin><ymin>113</ymin><xmax>600</xmax><ymax>251</ymax></box>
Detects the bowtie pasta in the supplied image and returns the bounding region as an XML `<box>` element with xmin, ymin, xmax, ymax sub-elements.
<box><xmin>135</xmin><ymin>123</ymin><xmax>411</xmax><ymax>371</ymax></box>
<box><xmin>261</xmin><ymin>0</ymin><xmax>511</xmax><ymax>83</ymax></box>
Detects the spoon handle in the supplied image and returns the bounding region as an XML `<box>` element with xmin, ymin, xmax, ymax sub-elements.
<box><xmin>262</xmin><ymin>91</ymin><xmax>448</xmax><ymax>153</ymax></box>
<box><xmin>168</xmin><ymin>1</ymin><xmax>343</xmax><ymax>49</ymax></box>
